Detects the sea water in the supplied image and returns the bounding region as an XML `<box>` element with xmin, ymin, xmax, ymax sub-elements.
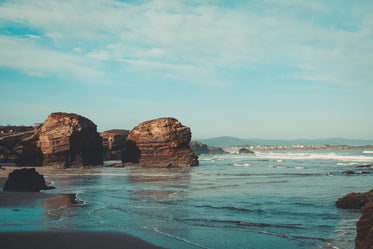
<box><xmin>2</xmin><ymin>150</ymin><xmax>373</xmax><ymax>249</ymax></box>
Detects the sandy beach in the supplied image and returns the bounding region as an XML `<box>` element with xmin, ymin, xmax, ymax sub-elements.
<box><xmin>0</xmin><ymin>167</ymin><xmax>165</xmax><ymax>249</ymax></box>
<box><xmin>0</xmin><ymin>231</ymin><xmax>164</xmax><ymax>249</ymax></box>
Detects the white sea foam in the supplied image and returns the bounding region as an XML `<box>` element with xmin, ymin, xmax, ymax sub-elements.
<box><xmin>233</xmin><ymin>163</ymin><xmax>251</xmax><ymax>167</ymax></box>
<box><xmin>252</xmin><ymin>152</ymin><xmax>373</xmax><ymax>162</ymax></box>
<box><xmin>363</xmin><ymin>151</ymin><xmax>373</xmax><ymax>154</ymax></box>
<box><xmin>336</xmin><ymin>162</ymin><xmax>359</xmax><ymax>166</ymax></box>
<box><xmin>295</xmin><ymin>167</ymin><xmax>306</xmax><ymax>169</ymax></box>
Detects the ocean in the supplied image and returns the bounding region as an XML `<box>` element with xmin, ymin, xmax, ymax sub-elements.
<box><xmin>2</xmin><ymin>150</ymin><xmax>373</xmax><ymax>249</ymax></box>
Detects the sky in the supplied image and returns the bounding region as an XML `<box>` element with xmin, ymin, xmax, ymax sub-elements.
<box><xmin>0</xmin><ymin>0</ymin><xmax>372</xmax><ymax>140</ymax></box>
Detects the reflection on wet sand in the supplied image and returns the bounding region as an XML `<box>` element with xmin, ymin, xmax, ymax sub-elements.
<box><xmin>125</xmin><ymin>167</ymin><xmax>193</xmax><ymax>240</ymax></box>
<box><xmin>127</xmin><ymin>167</ymin><xmax>191</xmax><ymax>183</ymax></box>
<box><xmin>133</xmin><ymin>190</ymin><xmax>188</xmax><ymax>200</ymax></box>
<box><xmin>43</xmin><ymin>194</ymin><xmax>82</xmax><ymax>219</ymax></box>
<box><xmin>127</xmin><ymin>167</ymin><xmax>191</xmax><ymax>200</ymax></box>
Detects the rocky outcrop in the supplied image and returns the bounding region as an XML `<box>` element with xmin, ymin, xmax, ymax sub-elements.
<box><xmin>189</xmin><ymin>141</ymin><xmax>227</xmax><ymax>155</ymax></box>
<box><xmin>126</xmin><ymin>118</ymin><xmax>198</xmax><ymax>167</ymax></box>
<box><xmin>337</xmin><ymin>189</ymin><xmax>373</xmax><ymax>249</ymax></box>
<box><xmin>100</xmin><ymin>129</ymin><xmax>129</xmax><ymax>160</ymax></box>
<box><xmin>18</xmin><ymin>112</ymin><xmax>103</xmax><ymax>167</ymax></box>
<box><xmin>0</xmin><ymin>129</ymin><xmax>35</xmax><ymax>162</ymax></box>
<box><xmin>239</xmin><ymin>148</ymin><xmax>255</xmax><ymax>154</ymax></box>
<box><xmin>356</xmin><ymin>201</ymin><xmax>373</xmax><ymax>249</ymax></box>
<box><xmin>2</xmin><ymin>168</ymin><xmax>54</xmax><ymax>192</ymax></box>
<box><xmin>336</xmin><ymin>189</ymin><xmax>373</xmax><ymax>209</ymax></box>
<box><xmin>0</xmin><ymin>126</ymin><xmax>34</xmax><ymax>137</ymax></box>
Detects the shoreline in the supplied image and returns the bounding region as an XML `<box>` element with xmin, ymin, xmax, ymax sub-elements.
<box><xmin>0</xmin><ymin>173</ymin><xmax>165</xmax><ymax>249</ymax></box>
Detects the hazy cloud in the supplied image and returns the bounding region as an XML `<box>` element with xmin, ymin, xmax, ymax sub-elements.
<box><xmin>0</xmin><ymin>0</ymin><xmax>372</xmax><ymax>89</ymax></box>
<box><xmin>0</xmin><ymin>35</ymin><xmax>102</xmax><ymax>80</ymax></box>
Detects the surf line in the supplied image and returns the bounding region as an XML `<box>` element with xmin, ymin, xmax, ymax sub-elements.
<box><xmin>152</xmin><ymin>227</ymin><xmax>210</xmax><ymax>249</ymax></box>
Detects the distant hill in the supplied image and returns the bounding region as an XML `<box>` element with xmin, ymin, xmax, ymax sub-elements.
<box><xmin>197</xmin><ymin>136</ymin><xmax>373</xmax><ymax>147</ymax></box>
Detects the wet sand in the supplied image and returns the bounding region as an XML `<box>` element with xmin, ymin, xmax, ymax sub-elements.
<box><xmin>0</xmin><ymin>167</ymin><xmax>165</xmax><ymax>249</ymax></box>
<box><xmin>0</xmin><ymin>231</ymin><xmax>164</xmax><ymax>249</ymax></box>
<box><xmin>0</xmin><ymin>191</ymin><xmax>61</xmax><ymax>207</ymax></box>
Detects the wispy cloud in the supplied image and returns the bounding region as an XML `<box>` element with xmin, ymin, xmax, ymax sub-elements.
<box><xmin>0</xmin><ymin>35</ymin><xmax>102</xmax><ymax>80</ymax></box>
<box><xmin>0</xmin><ymin>0</ymin><xmax>372</xmax><ymax>90</ymax></box>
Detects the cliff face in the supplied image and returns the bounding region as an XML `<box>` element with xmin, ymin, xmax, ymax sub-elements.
<box><xmin>100</xmin><ymin>129</ymin><xmax>129</xmax><ymax>160</ymax></box>
<box><xmin>126</xmin><ymin>118</ymin><xmax>198</xmax><ymax>167</ymax></box>
<box><xmin>18</xmin><ymin>113</ymin><xmax>103</xmax><ymax>167</ymax></box>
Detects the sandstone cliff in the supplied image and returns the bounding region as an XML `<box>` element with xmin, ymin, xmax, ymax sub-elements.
<box><xmin>126</xmin><ymin>118</ymin><xmax>198</xmax><ymax>167</ymax></box>
<box><xmin>18</xmin><ymin>112</ymin><xmax>103</xmax><ymax>167</ymax></box>
<box><xmin>101</xmin><ymin>129</ymin><xmax>129</xmax><ymax>160</ymax></box>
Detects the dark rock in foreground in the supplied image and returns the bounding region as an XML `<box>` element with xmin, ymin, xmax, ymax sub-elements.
<box><xmin>189</xmin><ymin>141</ymin><xmax>227</xmax><ymax>155</ymax></box>
<box><xmin>101</xmin><ymin>129</ymin><xmax>129</xmax><ymax>160</ymax></box>
<box><xmin>336</xmin><ymin>189</ymin><xmax>373</xmax><ymax>209</ymax></box>
<box><xmin>126</xmin><ymin>118</ymin><xmax>198</xmax><ymax>167</ymax></box>
<box><xmin>356</xmin><ymin>201</ymin><xmax>373</xmax><ymax>249</ymax></box>
<box><xmin>337</xmin><ymin>189</ymin><xmax>373</xmax><ymax>249</ymax></box>
<box><xmin>3</xmin><ymin>168</ymin><xmax>54</xmax><ymax>192</ymax></box>
<box><xmin>238</xmin><ymin>148</ymin><xmax>255</xmax><ymax>154</ymax></box>
<box><xmin>18</xmin><ymin>112</ymin><xmax>103</xmax><ymax>168</ymax></box>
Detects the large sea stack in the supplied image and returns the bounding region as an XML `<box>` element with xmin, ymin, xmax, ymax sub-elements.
<box><xmin>125</xmin><ymin>118</ymin><xmax>199</xmax><ymax>167</ymax></box>
<box><xmin>18</xmin><ymin>112</ymin><xmax>103</xmax><ymax>167</ymax></box>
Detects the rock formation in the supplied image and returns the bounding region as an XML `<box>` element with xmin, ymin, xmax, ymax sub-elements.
<box><xmin>3</xmin><ymin>168</ymin><xmax>54</xmax><ymax>192</ymax></box>
<box><xmin>189</xmin><ymin>141</ymin><xmax>227</xmax><ymax>155</ymax></box>
<box><xmin>100</xmin><ymin>129</ymin><xmax>129</xmax><ymax>160</ymax></box>
<box><xmin>0</xmin><ymin>126</ymin><xmax>34</xmax><ymax>137</ymax></box>
<box><xmin>336</xmin><ymin>189</ymin><xmax>373</xmax><ymax>209</ymax></box>
<box><xmin>239</xmin><ymin>148</ymin><xmax>255</xmax><ymax>154</ymax></box>
<box><xmin>18</xmin><ymin>112</ymin><xmax>103</xmax><ymax>167</ymax></box>
<box><xmin>0</xmin><ymin>128</ymin><xmax>35</xmax><ymax>162</ymax></box>
<box><xmin>337</xmin><ymin>189</ymin><xmax>373</xmax><ymax>249</ymax></box>
<box><xmin>126</xmin><ymin>118</ymin><xmax>198</xmax><ymax>167</ymax></box>
<box><xmin>356</xmin><ymin>201</ymin><xmax>373</xmax><ymax>249</ymax></box>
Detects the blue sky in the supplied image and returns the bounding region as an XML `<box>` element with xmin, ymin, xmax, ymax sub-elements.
<box><xmin>0</xmin><ymin>0</ymin><xmax>372</xmax><ymax>139</ymax></box>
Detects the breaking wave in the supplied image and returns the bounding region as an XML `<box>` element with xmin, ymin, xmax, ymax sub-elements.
<box><xmin>212</xmin><ymin>152</ymin><xmax>373</xmax><ymax>162</ymax></box>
